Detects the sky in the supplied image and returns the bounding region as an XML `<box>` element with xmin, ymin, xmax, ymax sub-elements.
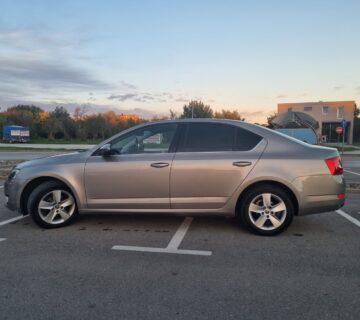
<box><xmin>0</xmin><ymin>0</ymin><xmax>359</xmax><ymax>123</ymax></box>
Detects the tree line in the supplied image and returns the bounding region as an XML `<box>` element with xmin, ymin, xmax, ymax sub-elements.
<box><xmin>0</xmin><ymin>101</ymin><xmax>245</xmax><ymax>141</ymax></box>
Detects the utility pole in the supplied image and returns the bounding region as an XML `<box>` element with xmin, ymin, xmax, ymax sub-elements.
<box><xmin>341</xmin><ymin>119</ymin><xmax>346</xmax><ymax>155</ymax></box>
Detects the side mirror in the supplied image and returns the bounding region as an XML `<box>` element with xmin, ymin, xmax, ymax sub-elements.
<box><xmin>99</xmin><ymin>143</ymin><xmax>112</xmax><ymax>157</ymax></box>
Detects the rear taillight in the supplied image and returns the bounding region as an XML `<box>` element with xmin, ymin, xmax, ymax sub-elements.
<box><xmin>325</xmin><ymin>156</ymin><xmax>343</xmax><ymax>175</ymax></box>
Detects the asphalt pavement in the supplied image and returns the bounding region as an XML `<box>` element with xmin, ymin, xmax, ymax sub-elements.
<box><xmin>0</xmin><ymin>179</ymin><xmax>359</xmax><ymax>319</ymax></box>
<box><xmin>0</xmin><ymin>151</ymin><xmax>359</xmax><ymax>319</ymax></box>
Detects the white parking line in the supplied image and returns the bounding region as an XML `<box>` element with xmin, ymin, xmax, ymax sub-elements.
<box><xmin>167</xmin><ymin>217</ymin><xmax>193</xmax><ymax>249</ymax></box>
<box><xmin>344</xmin><ymin>169</ymin><xmax>360</xmax><ymax>176</ymax></box>
<box><xmin>0</xmin><ymin>215</ymin><xmax>27</xmax><ymax>227</ymax></box>
<box><xmin>0</xmin><ymin>185</ymin><xmax>3</xmax><ymax>189</ymax></box>
<box><xmin>336</xmin><ymin>209</ymin><xmax>360</xmax><ymax>228</ymax></box>
<box><xmin>0</xmin><ymin>238</ymin><xmax>6</xmax><ymax>242</ymax></box>
<box><xmin>112</xmin><ymin>217</ymin><xmax>212</xmax><ymax>256</ymax></box>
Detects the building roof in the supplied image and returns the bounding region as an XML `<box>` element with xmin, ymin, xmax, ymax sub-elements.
<box><xmin>271</xmin><ymin>111</ymin><xmax>319</xmax><ymax>129</ymax></box>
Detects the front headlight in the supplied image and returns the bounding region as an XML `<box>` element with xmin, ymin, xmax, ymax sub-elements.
<box><xmin>7</xmin><ymin>169</ymin><xmax>20</xmax><ymax>182</ymax></box>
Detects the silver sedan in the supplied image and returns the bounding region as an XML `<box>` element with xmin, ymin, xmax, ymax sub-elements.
<box><xmin>4</xmin><ymin>119</ymin><xmax>345</xmax><ymax>235</ymax></box>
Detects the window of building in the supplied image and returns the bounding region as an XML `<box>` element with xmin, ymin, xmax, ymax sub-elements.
<box><xmin>304</xmin><ymin>106</ymin><xmax>312</xmax><ymax>112</ymax></box>
<box><xmin>288</xmin><ymin>108</ymin><xmax>292</xmax><ymax>112</ymax></box>
<box><xmin>322</xmin><ymin>106</ymin><xmax>329</xmax><ymax>115</ymax></box>
<box><xmin>337</xmin><ymin>106</ymin><xmax>344</xmax><ymax>119</ymax></box>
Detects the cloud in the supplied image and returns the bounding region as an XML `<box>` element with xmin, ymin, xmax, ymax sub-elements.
<box><xmin>0</xmin><ymin>57</ymin><xmax>112</xmax><ymax>91</ymax></box>
<box><xmin>107</xmin><ymin>92</ymin><xmax>169</xmax><ymax>103</ymax></box>
<box><xmin>333</xmin><ymin>86</ymin><xmax>343</xmax><ymax>91</ymax></box>
<box><xmin>108</xmin><ymin>93</ymin><xmax>138</xmax><ymax>101</ymax></box>
<box><xmin>120</xmin><ymin>81</ymin><xmax>137</xmax><ymax>90</ymax></box>
<box><xmin>175</xmin><ymin>97</ymin><xmax>189</xmax><ymax>102</ymax></box>
<box><xmin>276</xmin><ymin>94</ymin><xmax>287</xmax><ymax>99</ymax></box>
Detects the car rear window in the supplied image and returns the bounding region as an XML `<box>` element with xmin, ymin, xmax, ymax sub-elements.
<box><xmin>235</xmin><ymin>127</ymin><xmax>263</xmax><ymax>151</ymax></box>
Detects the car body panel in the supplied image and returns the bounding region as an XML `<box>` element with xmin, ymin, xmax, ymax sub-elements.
<box><xmin>170</xmin><ymin>139</ymin><xmax>267</xmax><ymax>209</ymax></box>
<box><xmin>84</xmin><ymin>153</ymin><xmax>175</xmax><ymax>209</ymax></box>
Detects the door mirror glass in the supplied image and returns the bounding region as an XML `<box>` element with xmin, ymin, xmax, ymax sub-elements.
<box><xmin>99</xmin><ymin>143</ymin><xmax>112</xmax><ymax>156</ymax></box>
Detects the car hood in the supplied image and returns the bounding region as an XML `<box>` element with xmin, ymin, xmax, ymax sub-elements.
<box><xmin>17</xmin><ymin>152</ymin><xmax>87</xmax><ymax>169</ymax></box>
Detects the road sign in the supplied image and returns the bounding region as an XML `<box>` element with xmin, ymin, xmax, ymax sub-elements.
<box><xmin>336</xmin><ymin>127</ymin><xmax>343</xmax><ymax>134</ymax></box>
<box><xmin>341</xmin><ymin>119</ymin><xmax>347</xmax><ymax>128</ymax></box>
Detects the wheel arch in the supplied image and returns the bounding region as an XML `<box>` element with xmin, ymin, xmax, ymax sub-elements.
<box><xmin>20</xmin><ymin>176</ymin><xmax>78</xmax><ymax>215</ymax></box>
<box><xmin>235</xmin><ymin>180</ymin><xmax>299</xmax><ymax>216</ymax></box>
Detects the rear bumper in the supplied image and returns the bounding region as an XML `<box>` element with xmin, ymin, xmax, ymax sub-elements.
<box><xmin>298</xmin><ymin>194</ymin><xmax>344</xmax><ymax>215</ymax></box>
<box><xmin>293</xmin><ymin>174</ymin><xmax>345</xmax><ymax>216</ymax></box>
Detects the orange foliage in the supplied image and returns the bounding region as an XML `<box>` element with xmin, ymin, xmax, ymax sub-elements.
<box><xmin>39</xmin><ymin>111</ymin><xmax>49</xmax><ymax>121</ymax></box>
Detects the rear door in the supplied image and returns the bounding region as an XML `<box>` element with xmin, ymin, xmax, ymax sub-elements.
<box><xmin>170</xmin><ymin>122</ymin><xmax>266</xmax><ymax>209</ymax></box>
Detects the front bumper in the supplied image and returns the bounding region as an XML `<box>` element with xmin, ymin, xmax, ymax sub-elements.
<box><xmin>4</xmin><ymin>178</ymin><xmax>24</xmax><ymax>212</ymax></box>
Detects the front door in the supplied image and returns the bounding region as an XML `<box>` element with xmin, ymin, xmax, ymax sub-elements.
<box><xmin>84</xmin><ymin>123</ymin><xmax>179</xmax><ymax>210</ymax></box>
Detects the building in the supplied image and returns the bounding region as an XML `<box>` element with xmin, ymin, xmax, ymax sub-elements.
<box><xmin>278</xmin><ymin>101</ymin><xmax>356</xmax><ymax>144</ymax></box>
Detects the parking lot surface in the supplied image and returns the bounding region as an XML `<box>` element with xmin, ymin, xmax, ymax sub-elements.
<box><xmin>0</xmin><ymin>179</ymin><xmax>359</xmax><ymax>320</ymax></box>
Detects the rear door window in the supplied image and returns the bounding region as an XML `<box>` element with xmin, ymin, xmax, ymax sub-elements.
<box><xmin>178</xmin><ymin>123</ymin><xmax>235</xmax><ymax>152</ymax></box>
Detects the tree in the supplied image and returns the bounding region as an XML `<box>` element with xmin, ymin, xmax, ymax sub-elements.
<box><xmin>169</xmin><ymin>109</ymin><xmax>178</xmax><ymax>120</ymax></box>
<box><xmin>266</xmin><ymin>112</ymin><xmax>278</xmax><ymax>128</ymax></box>
<box><xmin>46</xmin><ymin>106</ymin><xmax>74</xmax><ymax>139</ymax></box>
<box><xmin>354</xmin><ymin>104</ymin><xmax>360</xmax><ymax>143</ymax></box>
<box><xmin>180</xmin><ymin>100</ymin><xmax>213</xmax><ymax>119</ymax></box>
<box><xmin>214</xmin><ymin>109</ymin><xmax>244</xmax><ymax>120</ymax></box>
<box><xmin>355</xmin><ymin>105</ymin><xmax>359</xmax><ymax>118</ymax></box>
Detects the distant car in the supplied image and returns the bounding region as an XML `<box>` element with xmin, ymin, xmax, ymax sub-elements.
<box><xmin>4</xmin><ymin>119</ymin><xmax>345</xmax><ymax>235</ymax></box>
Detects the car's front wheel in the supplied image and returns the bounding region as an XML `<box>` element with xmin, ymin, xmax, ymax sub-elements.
<box><xmin>27</xmin><ymin>181</ymin><xmax>78</xmax><ymax>228</ymax></box>
<box><xmin>238</xmin><ymin>185</ymin><xmax>294</xmax><ymax>235</ymax></box>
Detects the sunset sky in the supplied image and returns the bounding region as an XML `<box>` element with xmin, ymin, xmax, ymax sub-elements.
<box><xmin>0</xmin><ymin>0</ymin><xmax>359</xmax><ymax>123</ymax></box>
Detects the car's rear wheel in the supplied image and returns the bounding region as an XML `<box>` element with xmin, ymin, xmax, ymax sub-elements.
<box><xmin>238</xmin><ymin>185</ymin><xmax>294</xmax><ymax>235</ymax></box>
<box><xmin>27</xmin><ymin>181</ymin><xmax>78</xmax><ymax>228</ymax></box>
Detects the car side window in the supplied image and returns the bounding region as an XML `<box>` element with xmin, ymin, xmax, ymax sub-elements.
<box><xmin>178</xmin><ymin>123</ymin><xmax>235</xmax><ymax>152</ymax></box>
<box><xmin>235</xmin><ymin>127</ymin><xmax>263</xmax><ymax>151</ymax></box>
<box><xmin>110</xmin><ymin>124</ymin><xmax>178</xmax><ymax>155</ymax></box>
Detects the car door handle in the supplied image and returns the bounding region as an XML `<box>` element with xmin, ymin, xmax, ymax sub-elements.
<box><xmin>150</xmin><ymin>162</ymin><xmax>170</xmax><ymax>168</ymax></box>
<box><xmin>232</xmin><ymin>161</ymin><xmax>252</xmax><ymax>167</ymax></box>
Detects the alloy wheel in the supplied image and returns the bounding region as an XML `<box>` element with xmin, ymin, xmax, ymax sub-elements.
<box><xmin>248</xmin><ymin>193</ymin><xmax>287</xmax><ymax>231</ymax></box>
<box><xmin>38</xmin><ymin>190</ymin><xmax>76</xmax><ymax>225</ymax></box>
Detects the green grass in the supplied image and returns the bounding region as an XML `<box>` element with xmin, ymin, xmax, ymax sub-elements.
<box><xmin>29</xmin><ymin>138</ymin><xmax>101</xmax><ymax>144</ymax></box>
<box><xmin>0</xmin><ymin>147</ymin><xmax>83</xmax><ymax>152</ymax></box>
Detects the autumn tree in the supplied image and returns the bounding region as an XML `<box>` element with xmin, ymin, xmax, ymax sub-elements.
<box><xmin>214</xmin><ymin>109</ymin><xmax>244</xmax><ymax>121</ymax></box>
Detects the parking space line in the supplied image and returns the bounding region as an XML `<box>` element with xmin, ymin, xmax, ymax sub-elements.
<box><xmin>112</xmin><ymin>217</ymin><xmax>212</xmax><ymax>256</ymax></box>
<box><xmin>336</xmin><ymin>209</ymin><xmax>360</xmax><ymax>228</ymax></box>
<box><xmin>344</xmin><ymin>169</ymin><xmax>360</xmax><ymax>176</ymax></box>
<box><xmin>0</xmin><ymin>215</ymin><xmax>27</xmax><ymax>227</ymax></box>
<box><xmin>167</xmin><ymin>217</ymin><xmax>193</xmax><ymax>249</ymax></box>
<box><xmin>0</xmin><ymin>238</ymin><xmax>6</xmax><ymax>242</ymax></box>
<box><xmin>0</xmin><ymin>185</ymin><xmax>3</xmax><ymax>189</ymax></box>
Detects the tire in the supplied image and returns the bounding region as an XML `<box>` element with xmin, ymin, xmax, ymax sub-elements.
<box><xmin>27</xmin><ymin>181</ymin><xmax>78</xmax><ymax>228</ymax></box>
<box><xmin>237</xmin><ymin>184</ymin><xmax>294</xmax><ymax>236</ymax></box>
